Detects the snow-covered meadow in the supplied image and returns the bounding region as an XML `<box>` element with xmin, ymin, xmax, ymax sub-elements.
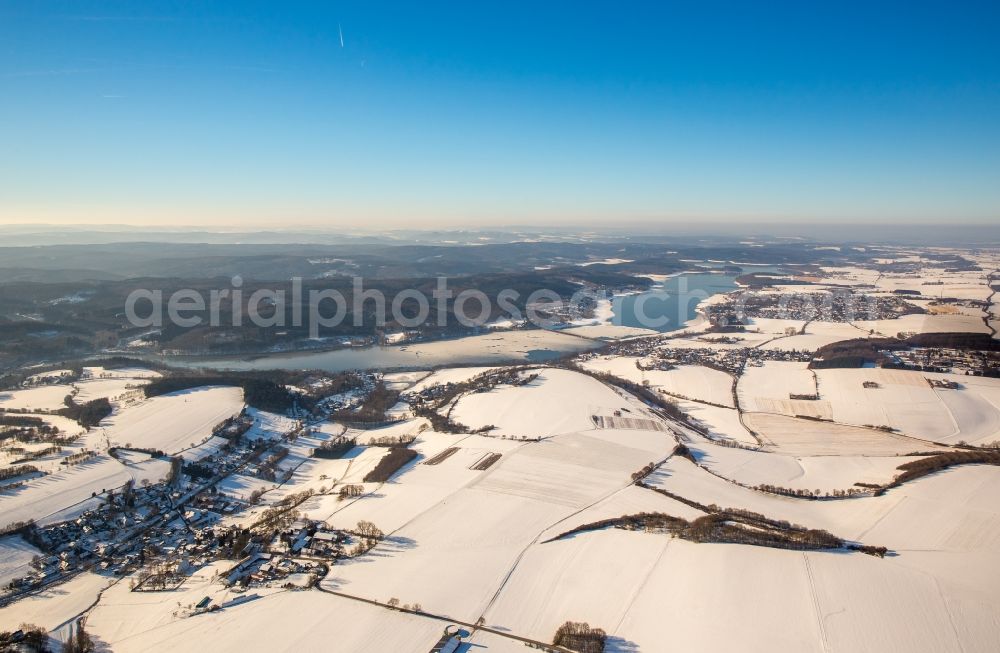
<box><xmin>100</xmin><ymin>386</ymin><xmax>244</xmax><ymax>454</ymax></box>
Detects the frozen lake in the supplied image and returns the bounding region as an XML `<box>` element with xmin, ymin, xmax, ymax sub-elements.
<box><xmin>165</xmin><ymin>328</ymin><xmax>601</xmax><ymax>373</ymax></box>
<box><xmin>612</xmin><ymin>272</ymin><xmax>738</xmax><ymax>332</ymax></box>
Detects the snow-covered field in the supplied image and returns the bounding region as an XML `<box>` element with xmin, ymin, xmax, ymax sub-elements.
<box><xmin>216</xmin><ymin>473</ymin><xmax>278</xmax><ymax>500</ymax></box>
<box><xmin>382</xmin><ymin>370</ymin><xmax>432</xmax><ymax>391</ymax></box>
<box><xmin>346</xmin><ymin>418</ymin><xmax>426</xmax><ymax>445</ymax></box>
<box><xmin>760</xmin><ymin>321</ymin><xmax>867</xmax><ymax>351</ymax></box>
<box><xmin>0</xmin><ymin>572</ymin><xmax>113</xmax><ymax>643</ymax></box>
<box><xmin>85</xmin><ymin>561</ymin><xmax>268</xmax><ymax>644</ymax></box>
<box><xmin>738</xmin><ymin>361</ymin><xmax>825</xmax><ymax>417</ymax></box>
<box><xmin>19</xmin><ymin>414</ymin><xmax>86</xmax><ymax>438</ymax></box>
<box><xmin>581</xmin><ymin>356</ymin><xmax>735</xmax><ymax>407</ymax></box>
<box><xmin>873</xmin><ymin>272</ymin><xmax>992</xmax><ymax>302</ymax></box>
<box><xmin>856</xmin><ymin>312</ymin><xmax>991</xmax><ymax>336</ymax></box>
<box><xmin>646</xmin><ymin>454</ymin><xmax>1000</xmax><ymax>556</ymax></box>
<box><xmin>743</xmin><ymin>412</ymin><xmax>947</xmax><ymax>455</ymax></box>
<box><xmin>674</xmin><ymin>399</ymin><xmax>758</xmax><ymax>445</ymax></box>
<box><xmin>450</xmin><ymin>367</ymin><xmax>636</xmax><ymax>437</ymax></box>
<box><xmin>743</xmin><ymin>316</ymin><xmax>809</xmax><ymax>336</ymax></box>
<box><xmin>177</xmin><ymin>434</ymin><xmax>231</xmax><ymax>462</ymax></box>
<box><xmin>0</xmin><ymin>367</ymin><xmax>158</xmax><ymax>412</ymax></box>
<box><xmin>316</xmin><ymin>433</ymin><xmax>522</xmax><ymax>533</ymax></box>
<box><xmin>816</xmin><ymin>369</ymin><xmax>1000</xmax><ymax>444</ymax></box>
<box><xmin>323</xmin><ymin>485</ymin><xmax>570</xmax><ymax>620</ymax></box>
<box><xmin>236</xmin><ymin>408</ymin><xmax>293</xmax><ymax>440</ymax></box>
<box><xmin>405</xmin><ymin>366</ymin><xmax>496</xmax><ymax>393</ymax></box>
<box><xmin>0</xmin><ymin>535</ymin><xmax>42</xmax><ymax>586</ymax></box>
<box><xmin>0</xmin><ymin>454</ymin><xmax>169</xmax><ymax>527</ymax></box>
<box><xmin>90</xmin><ymin>589</ymin><xmax>455</xmax><ymax>653</ymax></box>
<box><xmin>688</xmin><ymin>433</ymin><xmax>925</xmax><ymax>492</ymax></box>
<box><xmin>0</xmin><ymin>384</ymin><xmax>72</xmax><ymax>411</ymax></box>
<box><xmin>322</xmin><ymin>392</ymin><xmax>674</xmax><ymax>622</ymax></box>
<box><xmin>101</xmin><ymin>386</ymin><xmax>244</xmax><ymax>454</ymax></box>
<box><xmin>72</xmin><ymin>377</ymin><xmax>146</xmax><ymax>404</ymax></box>
<box><xmin>82</xmin><ymin>366</ymin><xmax>162</xmax><ymax>380</ymax></box>
<box><xmin>485</xmin><ymin>451</ymin><xmax>1000</xmax><ymax>653</ymax></box>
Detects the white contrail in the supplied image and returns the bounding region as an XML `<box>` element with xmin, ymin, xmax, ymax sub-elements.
<box><xmin>339</xmin><ymin>23</ymin><xmax>344</xmax><ymax>48</ymax></box>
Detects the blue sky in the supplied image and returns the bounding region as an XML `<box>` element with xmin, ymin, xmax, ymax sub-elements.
<box><xmin>1</xmin><ymin>1</ymin><xmax>998</xmax><ymax>227</ymax></box>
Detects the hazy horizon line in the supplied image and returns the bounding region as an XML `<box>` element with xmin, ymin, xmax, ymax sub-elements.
<box><xmin>2</xmin><ymin>219</ymin><xmax>999</xmax><ymax>232</ymax></box>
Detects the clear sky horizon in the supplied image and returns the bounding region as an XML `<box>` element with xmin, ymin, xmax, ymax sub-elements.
<box><xmin>1</xmin><ymin>1</ymin><xmax>998</xmax><ymax>228</ymax></box>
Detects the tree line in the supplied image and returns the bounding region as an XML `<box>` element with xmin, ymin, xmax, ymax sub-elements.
<box><xmin>59</xmin><ymin>396</ymin><xmax>112</xmax><ymax>428</ymax></box>
<box><xmin>553</xmin><ymin>621</ymin><xmax>606</xmax><ymax>653</ymax></box>
<box><xmin>313</xmin><ymin>435</ymin><xmax>356</xmax><ymax>459</ymax></box>
<box><xmin>329</xmin><ymin>381</ymin><xmax>400</xmax><ymax>423</ymax></box>
<box><xmin>363</xmin><ymin>447</ymin><xmax>418</xmax><ymax>482</ymax></box>
<box><xmin>876</xmin><ymin>450</ymin><xmax>1000</xmax><ymax>494</ymax></box>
